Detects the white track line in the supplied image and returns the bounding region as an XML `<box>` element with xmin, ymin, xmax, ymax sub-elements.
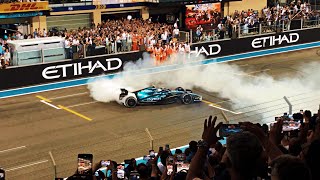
<box><xmin>40</xmin><ymin>100</ymin><xmax>61</xmax><ymax>109</ymax></box>
<box><xmin>5</xmin><ymin>160</ymin><xmax>48</xmax><ymax>172</ymax></box>
<box><xmin>66</xmin><ymin>101</ymin><xmax>98</xmax><ymax>108</ymax></box>
<box><xmin>209</xmin><ymin>104</ymin><xmax>243</xmax><ymax>115</ymax></box>
<box><xmin>0</xmin><ymin>146</ymin><xmax>26</xmax><ymax>154</ymax></box>
<box><xmin>50</xmin><ymin>92</ymin><xmax>88</xmax><ymax>100</ymax></box>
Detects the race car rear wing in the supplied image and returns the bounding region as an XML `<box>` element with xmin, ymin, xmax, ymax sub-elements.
<box><xmin>119</xmin><ymin>89</ymin><xmax>128</xmax><ymax>100</ymax></box>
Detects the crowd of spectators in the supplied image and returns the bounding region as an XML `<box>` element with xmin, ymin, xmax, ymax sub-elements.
<box><xmin>0</xmin><ymin>17</ymin><xmax>185</xmax><ymax>68</ymax></box>
<box><xmin>60</xmin><ymin>107</ymin><xmax>320</xmax><ymax>180</ymax></box>
<box><xmin>0</xmin><ymin>39</ymin><xmax>10</xmax><ymax>69</ymax></box>
<box><xmin>61</xmin><ymin>19</ymin><xmax>182</xmax><ymax>59</ymax></box>
<box><xmin>196</xmin><ymin>1</ymin><xmax>319</xmax><ymax>42</ymax></box>
<box><xmin>1</xmin><ymin>1</ymin><xmax>320</xmax><ymax>67</ymax></box>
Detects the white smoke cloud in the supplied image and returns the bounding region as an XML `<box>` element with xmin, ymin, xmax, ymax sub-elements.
<box><xmin>87</xmin><ymin>52</ymin><xmax>320</xmax><ymax>123</ymax></box>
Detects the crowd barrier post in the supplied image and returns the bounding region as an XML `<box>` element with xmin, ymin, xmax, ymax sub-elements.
<box><xmin>301</xmin><ymin>19</ymin><xmax>303</xmax><ymax>29</ymax></box>
<box><xmin>190</xmin><ymin>29</ymin><xmax>193</xmax><ymax>44</ymax></box>
<box><xmin>259</xmin><ymin>23</ymin><xmax>262</xmax><ymax>34</ymax></box>
<box><xmin>115</xmin><ymin>42</ymin><xmax>117</xmax><ymax>53</ymax></box>
<box><xmin>220</xmin><ymin>110</ymin><xmax>229</xmax><ymax>124</ymax></box>
<box><xmin>238</xmin><ymin>24</ymin><xmax>241</xmax><ymax>38</ymax></box>
<box><xmin>145</xmin><ymin>128</ymin><xmax>154</xmax><ymax>150</ymax></box>
<box><xmin>83</xmin><ymin>44</ymin><xmax>87</xmax><ymax>58</ymax></box>
<box><xmin>283</xmin><ymin>96</ymin><xmax>293</xmax><ymax>115</ymax></box>
<box><xmin>186</xmin><ymin>31</ymin><xmax>190</xmax><ymax>44</ymax></box>
<box><xmin>41</xmin><ymin>48</ymin><xmax>44</xmax><ymax>63</ymax></box>
<box><xmin>49</xmin><ymin>151</ymin><xmax>57</xmax><ymax>179</ymax></box>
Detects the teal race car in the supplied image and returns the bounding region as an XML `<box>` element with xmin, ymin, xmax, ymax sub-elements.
<box><xmin>116</xmin><ymin>86</ymin><xmax>202</xmax><ymax>108</ymax></box>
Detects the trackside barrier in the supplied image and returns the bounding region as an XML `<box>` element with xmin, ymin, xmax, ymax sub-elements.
<box><xmin>1</xmin><ymin>28</ymin><xmax>320</xmax><ymax>91</ymax></box>
<box><xmin>1</xmin><ymin>40</ymin><xmax>320</xmax><ymax>99</ymax></box>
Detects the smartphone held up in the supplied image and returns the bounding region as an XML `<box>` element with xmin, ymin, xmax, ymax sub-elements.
<box><xmin>77</xmin><ymin>154</ymin><xmax>93</xmax><ymax>178</ymax></box>
<box><xmin>219</xmin><ymin>124</ymin><xmax>243</xmax><ymax>137</ymax></box>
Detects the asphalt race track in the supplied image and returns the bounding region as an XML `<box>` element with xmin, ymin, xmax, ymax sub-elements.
<box><xmin>0</xmin><ymin>48</ymin><xmax>319</xmax><ymax>179</ymax></box>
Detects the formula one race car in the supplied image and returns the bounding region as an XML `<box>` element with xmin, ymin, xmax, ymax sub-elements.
<box><xmin>117</xmin><ymin>86</ymin><xmax>202</xmax><ymax>108</ymax></box>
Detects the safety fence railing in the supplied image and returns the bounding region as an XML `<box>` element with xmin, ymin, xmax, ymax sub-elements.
<box><xmin>303</xmin><ymin>19</ymin><xmax>320</xmax><ymax>28</ymax></box>
<box><xmin>190</xmin><ymin>19</ymin><xmax>320</xmax><ymax>44</ymax></box>
<box><xmin>190</xmin><ymin>29</ymin><xmax>221</xmax><ymax>44</ymax></box>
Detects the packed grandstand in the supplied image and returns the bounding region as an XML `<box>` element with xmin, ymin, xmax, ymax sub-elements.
<box><xmin>0</xmin><ymin>0</ymin><xmax>320</xmax><ymax>180</ymax></box>
<box><xmin>0</xmin><ymin>0</ymin><xmax>319</xmax><ymax>68</ymax></box>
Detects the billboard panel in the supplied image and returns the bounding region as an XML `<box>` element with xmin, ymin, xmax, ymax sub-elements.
<box><xmin>185</xmin><ymin>3</ymin><xmax>221</xmax><ymax>29</ymax></box>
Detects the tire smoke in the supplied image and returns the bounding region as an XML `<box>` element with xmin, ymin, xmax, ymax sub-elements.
<box><xmin>88</xmin><ymin>52</ymin><xmax>320</xmax><ymax>122</ymax></box>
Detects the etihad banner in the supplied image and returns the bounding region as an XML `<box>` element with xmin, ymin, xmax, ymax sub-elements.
<box><xmin>0</xmin><ymin>28</ymin><xmax>319</xmax><ymax>90</ymax></box>
<box><xmin>0</xmin><ymin>51</ymin><xmax>143</xmax><ymax>90</ymax></box>
<box><xmin>0</xmin><ymin>1</ymin><xmax>49</xmax><ymax>14</ymax></box>
<box><xmin>190</xmin><ymin>28</ymin><xmax>320</xmax><ymax>59</ymax></box>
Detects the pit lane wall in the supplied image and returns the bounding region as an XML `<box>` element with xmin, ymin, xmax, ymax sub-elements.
<box><xmin>0</xmin><ymin>27</ymin><xmax>320</xmax><ymax>98</ymax></box>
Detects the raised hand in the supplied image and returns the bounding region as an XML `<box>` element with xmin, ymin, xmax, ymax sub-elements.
<box><xmin>269</xmin><ymin>119</ymin><xmax>284</xmax><ymax>145</ymax></box>
<box><xmin>202</xmin><ymin>116</ymin><xmax>223</xmax><ymax>146</ymax></box>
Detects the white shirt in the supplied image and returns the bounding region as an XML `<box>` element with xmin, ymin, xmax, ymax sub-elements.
<box><xmin>179</xmin><ymin>46</ymin><xmax>185</xmax><ymax>53</ymax></box>
<box><xmin>157</xmin><ymin>162</ymin><xmax>165</xmax><ymax>173</ymax></box>
<box><xmin>122</xmin><ymin>33</ymin><xmax>127</xmax><ymax>40</ymax></box>
<box><xmin>88</xmin><ymin>38</ymin><xmax>93</xmax><ymax>45</ymax></box>
<box><xmin>105</xmin><ymin>37</ymin><xmax>109</xmax><ymax>45</ymax></box>
<box><xmin>127</xmin><ymin>34</ymin><xmax>132</xmax><ymax>42</ymax></box>
<box><xmin>16</xmin><ymin>33</ymin><xmax>21</xmax><ymax>39</ymax></box>
<box><xmin>161</xmin><ymin>33</ymin><xmax>167</xmax><ymax>41</ymax></box>
<box><xmin>72</xmin><ymin>39</ymin><xmax>79</xmax><ymax>46</ymax></box>
<box><xmin>4</xmin><ymin>52</ymin><xmax>10</xmax><ymax>61</ymax></box>
<box><xmin>173</xmin><ymin>28</ymin><xmax>179</xmax><ymax>35</ymax></box>
<box><xmin>184</xmin><ymin>44</ymin><xmax>190</xmax><ymax>52</ymax></box>
<box><xmin>117</xmin><ymin>169</ymin><xmax>125</xmax><ymax>179</ymax></box>
<box><xmin>64</xmin><ymin>40</ymin><xmax>70</xmax><ymax>48</ymax></box>
<box><xmin>150</xmin><ymin>39</ymin><xmax>156</xmax><ymax>45</ymax></box>
<box><xmin>174</xmin><ymin>22</ymin><xmax>178</xmax><ymax>29</ymax></box>
<box><xmin>116</xmin><ymin>36</ymin><xmax>121</xmax><ymax>43</ymax></box>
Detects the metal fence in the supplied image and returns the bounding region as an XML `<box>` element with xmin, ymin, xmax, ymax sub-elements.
<box><xmin>190</xmin><ymin>19</ymin><xmax>320</xmax><ymax>44</ymax></box>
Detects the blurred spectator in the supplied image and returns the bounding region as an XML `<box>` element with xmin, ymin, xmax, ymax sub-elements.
<box><xmin>304</xmin><ymin>110</ymin><xmax>312</xmax><ymax>123</ymax></box>
<box><xmin>270</xmin><ymin>154</ymin><xmax>311</xmax><ymax>180</ymax></box>
<box><xmin>4</xmin><ymin>49</ymin><xmax>10</xmax><ymax>66</ymax></box>
<box><xmin>0</xmin><ymin>56</ymin><xmax>6</xmax><ymax>69</ymax></box>
<box><xmin>223</xmin><ymin>132</ymin><xmax>265</xmax><ymax>179</ymax></box>
<box><xmin>305</xmin><ymin>139</ymin><xmax>320</xmax><ymax>180</ymax></box>
<box><xmin>194</xmin><ymin>1</ymin><xmax>319</xmax><ymax>43</ymax></box>
<box><xmin>59</xmin><ymin>107</ymin><xmax>320</xmax><ymax>180</ymax></box>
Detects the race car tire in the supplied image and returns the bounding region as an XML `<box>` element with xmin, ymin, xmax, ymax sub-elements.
<box><xmin>175</xmin><ymin>87</ymin><xmax>185</xmax><ymax>91</ymax></box>
<box><xmin>181</xmin><ymin>94</ymin><xmax>193</xmax><ymax>104</ymax></box>
<box><xmin>125</xmin><ymin>97</ymin><xmax>137</xmax><ymax>108</ymax></box>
